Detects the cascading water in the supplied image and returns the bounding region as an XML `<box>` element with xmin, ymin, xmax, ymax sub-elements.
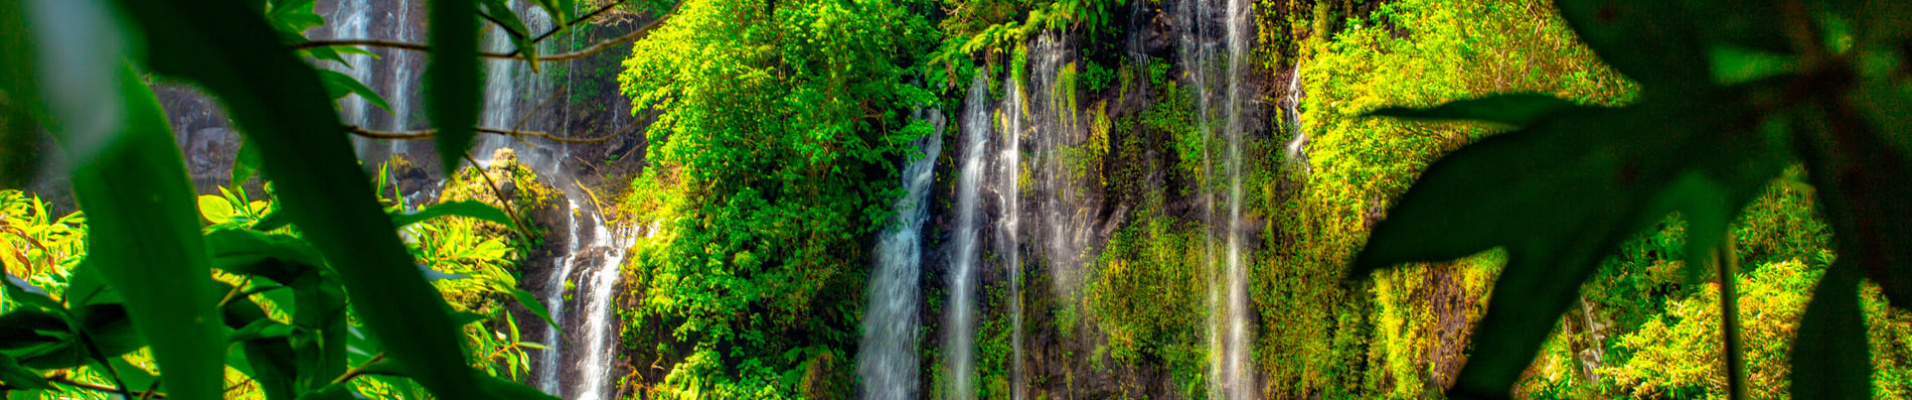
<box><xmin>386</xmin><ymin>0</ymin><xmax>418</xmax><ymax>155</ymax></box>
<box><xmin>944</xmin><ymin>73</ymin><xmax>992</xmax><ymax>400</ymax></box>
<box><xmin>856</xmin><ymin>108</ymin><xmax>945</xmax><ymax>400</ymax></box>
<box><xmin>1281</xmin><ymin>67</ymin><xmax>1308</xmax><ymax>175</ymax></box>
<box><xmin>574</xmin><ymin>218</ymin><xmax>635</xmax><ymax>400</ymax></box>
<box><xmin>1220</xmin><ymin>0</ymin><xmax>1254</xmax><ymax>395</ymax></box>
<box><xmin>537</xmin><ymin>199</ymin><xmax>584</xmax><ymax>395</ymax></box>
<box><xmin>1177</xmin><ymin>0</ymin><xmax>1256</xmax><ymax>395</ymax></box>
<box><xmin>999</xmin><ymin>73</ymin><xmax>1024</xmax><ymax>400</ymax></box>
<box><xmin>321</xmin><ymin>0</ymin><xmax>376</xmax><ymax>158</ymax></box>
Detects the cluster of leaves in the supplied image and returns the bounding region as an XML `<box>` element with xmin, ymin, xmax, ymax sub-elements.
<box><xmin>1351</xmin><ymin>0</ymin><xmax>1912</xmax><ymax>398</ymax></box>
<box><xmin>1</xmin><ymin>185</ymin><xmax>547</xmax><ymax>400</ymax></box>
<box><xmin>614</xmin><ymin>0</ymin><xmax>938</xmax><ymax>396</ymax></box>
<box><xmin>0</xmin><ymin>0</ymin><xmax>605</xmax><ymax>397</ymax></box>
<box><xmin>1087</xmin><ymin>212</ymin><xmax>1210</xmax><ymax>399</ymax></box>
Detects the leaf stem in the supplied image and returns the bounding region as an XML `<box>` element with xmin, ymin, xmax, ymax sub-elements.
<box><xmin>332</xmin><ymin>352</ymin><xmax>388</xmax><ymax>385</ymax></box>
<box><xmin>1716</xmin><ymin>233</ymin><xmax>1747</xmax><ymax>400</ymax></box>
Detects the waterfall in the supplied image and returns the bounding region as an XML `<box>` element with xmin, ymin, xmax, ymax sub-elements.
<box><xmin>856</xmin><ymin>107</ymin><xmax>945</xmax><ymax>400</ymax></box>
<box><xmin>945</xmin><ymin>73</ymin><xmax>992</xmax><ymax>400</ymax></box>
<box><xmin>575</xmin><ymin>218</ymin><xmax>635</xmax><ymax>400</ymax></box>
<box><xmin>537</xmin><ymin>199</ymin><xmax>583</xmax><ymax>395</ymax></box>
<box><xmin>1220</xmin><ymin>0</ymin><xmax>1255</xmax><ymax>395</ymax></box>
<box><xmin>1282</xmin><ymin>67</ymin><xmax>1308</xmax><ymax>175</ymax></box>
<box><xmin>1177</xmin><ymin>0</ymin><xmax>1256</xmax><ymax>395</ymax></box>
<box><xmin>386</xmin><ymin>0</ymin><xmax>418</xmax><ymax>155</ymax></box>
<box><xmin>322</xmin><ymin>0</ymin><xmax>376</xmax><ymax>158</ymax></box>
<box><xmin>1000</xmin><ymin>72</ymin><xmax>1025</xmax><ymax>400</ymax></box>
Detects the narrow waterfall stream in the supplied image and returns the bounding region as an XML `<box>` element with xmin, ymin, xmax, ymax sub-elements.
<box><xmin>1000</xmin><ymin>73</ymin><xmax>1025</xmax><ymax>400</ymax></box>
<box><xmin>1176</xmin><ymin>0</ymin><xmax>1257</xmax><ymax>395</ymax></box>
<box><xmin>857</xmin><ymin>108</ymin><xmax>945</xmax><ymax>400</ymax></box>
<box><xmin>575</xmin><ymin>219</ymin><xmax>636</xmax><ymax>400</ymax></box>
<box><xmin>1220</xmin><ymin>0</ymin><xmax>1254</xmax><ymax>395</ymax></box>
<box><xmin>322</xmin><ymin>0</ymin><xmax>376</xmax><ymax>157</ymax></box>
<box><xmin>537</xmin><ymin>200</ymin><xmax>583</xmax><ymax>394</ymax></box>
<box><xmin>945</xmin><ymin>73</ymin><xmax>993</xmax><ymax>400</ymax></box>
<box><xmin>386</xmin><ymin>0</ymin><xmax>418</xmax><ymax>154</ymax></box>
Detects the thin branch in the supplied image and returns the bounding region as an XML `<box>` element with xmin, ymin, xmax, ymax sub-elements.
<box><xmin>506</xmin><ymin>0</ymin><xmax>638</xmax><ymax>57</ymax></box>
<box><xmin>462</xmin><ymin>153</ymin><xmax>530</xmax><ymax>239</ymax></box>
<box><xmin>344</xmin><ymin>124</ymin><xmax>619</xmax><ymax>144</ymax></box>
<box><xmin>293</xmin><ymin>0</ymin><xmax>681</xmax><ymax>64</ymax></box>
<box><xmin>476</xmin><ymin>10</ymin><xmax>530</xmax><ymax>40</ymax></box>
<box><xmin>35</xmin><ymin>372</ymin><xmax>168</xmax><ymax>399</ymax></box>
<box><xmin>332</xmin><ymin>352</ymin><xmax>388</xmax><ymax>385</ymax></box>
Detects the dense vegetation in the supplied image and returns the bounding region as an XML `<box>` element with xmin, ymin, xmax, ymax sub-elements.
<box><xmin>2</xmin><ymin>0</ymin><xmax>1910</xmax><ymax>399</ymax></box>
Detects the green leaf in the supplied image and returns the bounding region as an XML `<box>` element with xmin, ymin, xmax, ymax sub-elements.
<box><xmin>1353</xmin><ymin>93</ymin><xmax>1787</xmax><ymax>397</ymax></box>
<box><xmin>205</xmin><ymin>229</ymin><xmax>326</xmax><ymax>283</ymax></box>
<box><xmin>62</xmin><ymin>263</ymin><xmax>119</xmax><ymax>306</ymax></box>
<box><xmin>49</xmin><ymin>58</ymin><xmax>227</xmax><ymax>400</ymax></box>
<box><xmin>0</xmin><ymin>354</ymin><xmax>49</xmax><ymax>390</ymax></box>
<box><xmin>477</xmin><ymin>0</ymin><xmax>539</xmax><ymax>72</ymax></box>
<box><xmin>1789</xmin><ymin>261</ymin><xmax>1871</xmax><ymax>399</ymax></box>
<box><xmin>393</xmin><ymin>200</ymin><xmax>519</xmax><ymax>230</ymax></box>
<box><xmin>317</xmin><ymin>69</ymin><xmax>392</xmax><ymax>114</ymax></box>
<box><xmin>510</xmin><ymin>289</ymin><xmax>561</xmax><ymax>335</ymax></box>
<box><xmin>296</xmin><ymin>383</ymin><xmax>360</xmax><ymax>400</ymax></box>
<box><xmin>232</xmin><ymin>138</ymin><xmax>263</xmax><ymax>188</ymax></box>
<box><xmin>106</xmin><ymin>354</ymin><xmax>161</xmax><ymax>395</ymax></box>
<box><xmin>1551</xmin><ymin>0</ymin><xmax>1707</xmax><ymax>89</ymax></box>
<box><xmin>200</xmin><ymin>195</ymin><xmax>238</xmax><ymax>224</ymax></box>
<box><xmin>432</xmin><ymin>0</ymin><xmax>481</xmax><ymax>175</ymax></box>
<box><xmin>230</xmin><ymin>319</ymin><xmax>298</xmax><ymax>342</ymax></box>
<box><xmin>476</xmin><ymin>373</ymin><xmax>563</xmax><ymax>400</ymax></box>
<box><xmin>1364</xmin><ymin>93</ymin><xmax>1578</xmax><ymax>127</ymax></box>
<box><xmin>109</xmin><ymin>2</ymin><xmax>489</xmax><ymax>399</ymax></box>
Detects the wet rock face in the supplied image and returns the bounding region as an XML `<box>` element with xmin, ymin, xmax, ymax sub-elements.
<box><xmin>184</xmin><ymin>127</ymin><xmax>242</xmax><ymax>183</ymax></box>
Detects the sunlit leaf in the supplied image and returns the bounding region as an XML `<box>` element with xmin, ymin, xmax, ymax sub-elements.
<box><xmin>392</xmin><ymin>200</ymin><xmax>519</xmax><ymax>231</ymax></box>
<box><xmin>200</xmin><ymin>195</ymin><xmax>237</xmax><ymax>224</ymax></box>
<box><xmin>510</xmin><ymin>289</ymin><xmax>560</xmax><ymax>335</ymax></box>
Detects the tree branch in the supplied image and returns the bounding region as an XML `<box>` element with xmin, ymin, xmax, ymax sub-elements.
<box><xmin>344</xmin><ymin>124</ymin><xmax>624</xmax><ymax>144</ymax></box>
<box><xmin>293</xmin><ymin>0</ymin><xmax>681</xmax><ymax>64</ymax></box>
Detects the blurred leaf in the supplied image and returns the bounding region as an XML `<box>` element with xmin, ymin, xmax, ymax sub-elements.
<box><xmin>47</xmin><ymin>56</ymin><xmax>227</xmax><ymax>400</ymax></box>
<box><xmin>296</xmin><ymin>383</ymin><xmax>360</xmax><ymax>400</ymax></box>
<box><xmin>1551</xmin><ymin>0</ymin><xmax>1706</xmax><ymax>89</ymax></box>
<box><xmin>1708</xmin><ymin>44</ymin><xmax>1796</xmax><ymax>85</ymax></box>
<box><xmin>232</xmin><ymin>138</ymin><xmax>263</xmax><ymax>188</ymax></box>
<box><xmin>0</xmin><ymin>354</ymin><xmax>49</xmax><ymax>390</ymax></box>
<box><xmin>393</xmin><ymin>200</ymin><xmax>519</xmax><ymax>231</ymax></box>
<box><xmin>1365</xmin><ymin>93</ymin><xmax>1579</xmax><ymax>127</ymax></box>
<box><xmin>205</xmin><ymin>229</ymin><xmax>325</xmax><ymax>284</ymax></box>
<box><xmin>317</xmin><ymin>69</ymin><xmax>392</xmax><ymax>113</ymax></box>
<box><xmin>1789</xmin><ymin>261</ymin><xmax>1871</xmax><ymax>399</ymax></box>
<box><xmin>1354</xmin><ymin>93</ymin><xmax>1787</xmax><ymax>397</ymax></box>
<box><xmin>510</xmin><ymin>288</ymin><xmax>560</xmax><ymax>335</ymax></box>
<box><xmin>230</xmin><ymin>319</ymin><xmax>298</xmax><ymax>342</ymax></box>
<box><xmin>107</xmin><ymin>1</ymin><xmax>488</xmax><ymax>398</ymax></box>
<box><xmin>432</xmin><ymin>0</ymin><xmax>480</xmax><ymax>175</ymax></box>
<box><xmin>477</xmin><ymin>0</ymin><xmax>539</xmax><ymax>72</ymax></box>
<box><xmin>421</xmin><ymin>266</ymin><xmax>472</xmax><ymax>281</ymax></box>
<box><xmin>476</xmin><ymin>373</ymin><xmax>562</xmax><ymax>400</ymax></box>
<box><xmin>61</xmin><ymin>262</ymin><xmax>119</xmax><ymax>306</ymax></box>
<box><xmin>2</xmin><ymin>273</ymin><xmax>59</xmax><ymax>311</ymax></box>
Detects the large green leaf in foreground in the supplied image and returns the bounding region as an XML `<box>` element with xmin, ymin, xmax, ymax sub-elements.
<box><xmin>105</xmin><ymin>1</ymin><xmax>487</xmax><ymax>399</ymax></box>
<box><xmin>1352</xmin><ymin>92</ymin><xmax>1788</xmax><ymax>398</ymax></box>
